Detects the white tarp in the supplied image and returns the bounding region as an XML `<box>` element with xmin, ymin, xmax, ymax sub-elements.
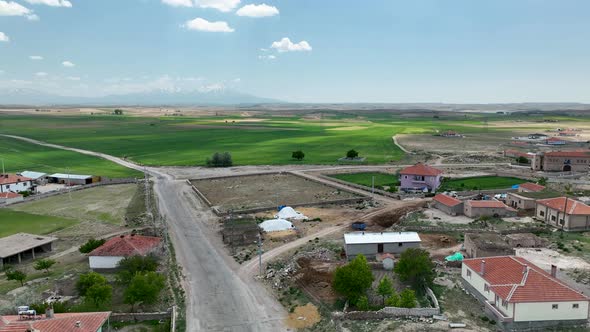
<box><xmin>275</xmin><ymin>206</ymin><xmax>308</xmax><ymax>221</ymax></box>
<box><xmin>259</xmin><ymin>219</ymin><xmax>294</xmax><ymax>232</ymax></box>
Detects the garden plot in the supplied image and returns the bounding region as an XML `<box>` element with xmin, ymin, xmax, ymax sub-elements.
<box><xmin>191</xmin><ymin>173</ymin><xmax>364</xmax><ymax>213</ymax></box>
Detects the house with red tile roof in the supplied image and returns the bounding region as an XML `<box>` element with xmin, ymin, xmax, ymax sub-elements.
<box><xmin>531</xmin><ymin>150</ymin><xmax>590</xmax><ymax>172</ymax></box>
<box><xmin>88</xmin><ymin>234</ymin><xmax>162</xmax><ymax>269</ymax></box>
<box><xmin>535</xmin><ymin>197</ymin><xmax>590</xmax><ymax>231</ymax></box>
<box><xmin>399</xmin><ymin>163</ymin><xmax>443</xmax><ymax>192</ymax></box>
<box><xmin>0</xmin><ymin>173</ymin><xmax>34</xmax><ymax>194</ymax></box>
<box><xmin>0</xmin><ymin>311</ymin><xmax>110</xmax><ymax>332</ymax></box>
<box><xmin>463</xmin><ymin>200</ymin><xmax>517</xmax><ymax>218</ymax></box>
<box><xmin>431</xmin><ymin>194</ymin><xmax>463</xmax><ymax>216</ymax></box>
<box><xmin>518</xmin><ymin>182</ymin><xmax>545</xmax><ymax>193</ymax></box>
<box><xmin>462</xmin><ymin>256</ymin><xmax>589</xmax><ymax>330</ymax></box>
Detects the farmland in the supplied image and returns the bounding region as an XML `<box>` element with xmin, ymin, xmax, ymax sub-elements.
<box><xmin>0</xmin><ymin>135</ymin><xmax>140</xmax><ymax>178</ymax></box>
<box><xmin>439</xmin><ymin>175</ymin><xmax>527</xmax><ymax>191</ymax></box>
<box><xmin>328</xmin><ymin>172</ymin><xmax>398</xmax><ymax>188</ymax></box>
<box><xmin>0</xmin><ymin>209</ymin><xmax>78</xmax><ymax>237</ymax></box>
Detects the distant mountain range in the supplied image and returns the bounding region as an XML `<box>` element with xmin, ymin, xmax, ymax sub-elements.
<box><xmin>0</xmin><ymin>88</ymin><xmax>281</xmax><ymax>106</ymax></box>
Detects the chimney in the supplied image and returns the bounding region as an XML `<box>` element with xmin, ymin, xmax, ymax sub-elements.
<box><xmin>45</xmin><ymin>307</ymin><xmax>54</xmax><ymax>319</ymax></box>
<box><xmin>75</xmin><ymin>321</ymin><xmax>81</xmax><ymax>328</ymax></box>
<box><xmin>480</xmin><ymin>260</ymin><xmax>485</xmax><ymax>276</ymax></box>
<box><xmin>551</xmin><ymin>264</ymin><xmax>557</xmax><ymax>278</ymax></box>
<box><xmin>522</xmin><ymin>264</ymin><xmax>528</xmax><ymax>274</ymax></box>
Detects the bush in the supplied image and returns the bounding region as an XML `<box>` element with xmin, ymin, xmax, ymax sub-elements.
<box><xmin>77</xmin><ymin>272</ymin><xmax>108</xmax><ymax>296</ymax></box>
<box><xmin>385</xmin><ymin>293</ymin><xmax>400</xmax><ymax>307</ymax></box>
<box><xmin>332</xmin><ymin>255</ymin><xmax>374</xmax><ymax>304</ymax></box>
<box><xmin>206</xmin><ymin>152</ymin><xmax>233</xmax><ymax>167</ymax></box>
<box><xmin>515</xmin><ymin>156</ymin><xmax>529</xmax><ymax>164</ymax></box>
<box><xmin>399</xmin><ymin>289</ymin><xmax>417</xmax><ymax>308</ymax></box>
<box><xmin>355</xmin><ymin>295</ymin><xmax>369</xmax><ymax>311</ymax></box>
<box><xmin>34</xmin><ymin>259</ymin><xmax>56</xmax><ymax>273</ymax></box>
<box><xmin>116</xmin><ymin>255</ymin><xmax>159</xmax><ymax>285</ymax></box>
<box><xmin>292</xmin><ymin>150</ymin><xmax>305</xmax><ymax>161</ymax></box>
<box><xmin>346</xmin><ymin>149</ymin><xmax>359</xmax><ymax>159</ymax></box>
<box><xmin>79</xmin><ymin>238</ymin><xmax>106</xmax><ymax>254</ymax></box>
<box><xmin>394</xmin><ymin>248</ymin><xmax>435</xmax><ymax>292</ymax></box>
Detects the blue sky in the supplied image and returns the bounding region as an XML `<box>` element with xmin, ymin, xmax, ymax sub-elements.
<box><xmin>1</xmin><ymin>0</ymin><xmax>590</xmax><ymax>103</ymax></box>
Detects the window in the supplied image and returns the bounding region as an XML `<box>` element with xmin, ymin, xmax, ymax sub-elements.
<box><xmin>484</xmin><ymin>284</ymin><xmax>490</xmax><ymax>293</ymax></box>
<box><xmin>502</xmin><ymin>300</ymin><xmax>508</xmax><ymax>308</ymax></box>
<box><xmin>551</xmin><ymin>215</ymin><xmax>556</xmax><ymax>221</ymax></box>
<box><xmin>573</xmin><ymin>304</ymin><xmax>579</xmax><ymax>309</ymax></box>
<box><xmin>552</xmin><ymin>304</ymin><xmax>558</xmax><ymax>309</ymax></box>
<box><xmin>467</xmin><ymin>270</ymin><xmax>472</xmax><ymax>278</ymax></box>
<box><xmin>559</xmin><ymin>219</ymin><xmax>564</xmax><ymax>225</ymax></box>
<box><xmin>540</xmin><ymin>210</ymin><xmax>545</xmax><ymax>216</ymax></box>
<box><xmin>414</xmin><ymin>175</ymin><xmax>425</xmax><ymax>181</ymax></box>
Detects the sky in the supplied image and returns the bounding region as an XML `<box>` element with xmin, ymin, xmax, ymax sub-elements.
<box><xmin>1</xmin><ymin>0</ymin><xmax>590</xmax><ymax>103</ymax></box>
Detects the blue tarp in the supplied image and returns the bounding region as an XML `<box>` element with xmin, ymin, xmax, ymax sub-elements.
<box><xmin>512</xmin><ymin>184</ymin><xmax>520</xmax><ymax>189</ymax></box>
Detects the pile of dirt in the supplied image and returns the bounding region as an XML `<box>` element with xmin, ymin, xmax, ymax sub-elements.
<box><xmin>370</xmin><ymin>202</ymin><xmax>426</xmax><ymax>227</ymax></box>
<box><xmin>285</xmin><ymin>303</ymin><xmax>321</xmax><ymax>329</ymax></box>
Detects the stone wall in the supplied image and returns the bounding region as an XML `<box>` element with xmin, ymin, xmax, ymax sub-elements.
<box><xmin>109</xmin><ymin>311</ymin><xmax>171</xmax><ymax>323</ymax></box>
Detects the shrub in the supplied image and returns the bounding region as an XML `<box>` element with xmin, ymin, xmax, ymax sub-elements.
<box><xmin>394</xmin><ymin>248</ymin><xmax>435</xmax><ymax>292</ymax></box>
<box><xmin>116</xmin><ymin>255</ymin><xmax>159</xmax><ymax>285</ymax></box>
<box><xmin>399</xmin><ymin>289</ymin><xmax>417</xmax><ymax>308</ymax></box>
<box><xmin>385</xmin><ymin>293</ymin><xmax>400</xmax><ymax>307</ymax></box>
<box><xmin>34</xmin><ymin>259</ymin><xmax>56</xmax><ymax>273</ymax></box>
<box><xmin>332</xmin><ymin>255</ymin><xmax>374</xmax><ymax>304</ymax></box>
<box><xmin>77</xmin><ymin>272</ymin><xmax>108</xmax><ymax>296</ymax></box>
<box><xmin>355</xmin><ymin>295</ymin><xmax>369</xmax><ymax>311</ymax></box>
<box><xmin>206</xmin><ymin>152</ymin><xmax>233</xmax><ymax>167</ymax></box>
<box><xmin>79</xmin><ymin>238</ymin><xmax>106</xmax><ymax>254</ymax></box>
<box><xmin>292</xmin><ymin>150</ymin><xmax>305</xmax><ymax>161</ymax></box>
<box><xmin>346</xmin><ymin>149</ymin><xmax>359</xmax><ymax>159</ymax></box>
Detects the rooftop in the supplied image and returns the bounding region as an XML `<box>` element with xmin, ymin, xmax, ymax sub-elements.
<box><xmin>344</xmin><ymin>232</ymin><xmax>421</xmax><ymax>245</ymax></box>
<box><xmin>48</xmin><ymin>173</ymin><xmax>92</xmax><ymax>180</ymax></box>
<box><xmin>543</xmin><ymin>151</ymin><xmax>590</xmax><ymax>158</ymax></box>
<box><xmin>399</xmin><ymin>163</ymin><xmax>443</xmax><ymax>177</ymax></box>
<box><xmin>537</xmin><ymin>197</ymin><xmax>590</xmax><ymax>215</ymax></box>
<box><xmin>519</xmin><ymin>182</ymin><xmax>545</xmax><ymax>192</ymax></box>
<box><xmin>89</xmin><ymin>234</ymin><xmax>161</xmax><ymax>257</ymax></box>
<box><xmin>463</xmin><ymin>256</ymin><xmax>588</xmax><ymax>303</ymax></box>
<box><xmin>509</xmin><ymin>190</ymin><xmax>561</xmax><ymax>200</ymax></box>
<box><xmin>0</xmin><ymin>233</ymin><xmax>58</xmax><ymax>259</ymax></box>
<box><xmin>19</xmin><ymin>171</ymin><xmax>47</xmax><ymax>179</ymax></box>
<box><xmin>465</xmin><ymin>200</ymin><xmax>514</xmax><ymax>210</ymax></box>
<box><xmin>465</xmin><ymin>233</ymin><xmax>512</xmax><ymax>250</ymax></box>
<box><xmin>433</xmin><ymin>194</ymin><xmax>462</xmax><ymax>207</ymax></box>
<box><xmin>0</xmin><ymin>312</ymin><xmax>110</xmax><ymax>332</ymax></box>
<box><xmin>0</xmin><ymin>174</ymin><xmax>33</xmax><ymax>186</ymax></box>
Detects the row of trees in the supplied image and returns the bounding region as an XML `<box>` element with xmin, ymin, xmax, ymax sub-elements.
<box><xmin>292</xmin><ymin>149</ymin><xmax>360</xmax><ymax>161</ymax></box>
<box><xmin>332</xmin><ymin>248</ymin><xmax>434</xmax><ymax>310</ymax></box>
<box><xmin>205</xmin><ymin>149</ymin><xmax>362</xmax><ymax>164</ymax></box>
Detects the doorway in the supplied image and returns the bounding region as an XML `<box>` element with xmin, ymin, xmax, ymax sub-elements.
<box><xmin>377</xmin><ymin>243</ymin><xmax>384</xmax><ymax>253</ymax></box>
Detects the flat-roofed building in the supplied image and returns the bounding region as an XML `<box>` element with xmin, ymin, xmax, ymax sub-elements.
<box><xmin>344</xmin><ymin>232</ymin><xmax>421</xmax><ymax>259</ymax></box>
<box><xmin>48</xmin><ymin>173</ymin><xmax>95</xmax><ymax>185</ymax></box>
<box><xmin>0</xmin><ymin>233</ymin><xmax>57</xmax><ymax>269</ymax></box>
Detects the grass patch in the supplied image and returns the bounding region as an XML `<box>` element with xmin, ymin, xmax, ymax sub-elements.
<box><xmin>439</xmin><ymin>176</ymin><xmax>527</xmax><ymax>191</ymax></box>
<box><xmin>329</xmin><ymin>172</ymin><xmax>399</xmax><ymax>188</ymax></box>
<box><xmin>0</xmin><ymin>209</ymin><xmax>78</xmax><ymax>237</ymax></box>
<box><xmin>0</xmin><ymin>135</ymin><xmax>140</xmax><ymax>178</ymax></box>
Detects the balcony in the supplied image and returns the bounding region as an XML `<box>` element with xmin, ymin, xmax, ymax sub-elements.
<box><xmin>485</xmin><ymin>301</ymin><xmax>513</xmax><ymax>322</ymax></box>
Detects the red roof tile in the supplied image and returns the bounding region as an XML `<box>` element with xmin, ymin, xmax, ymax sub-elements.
<box><xmin>519</xmin><ymin>182</ymin><xmax>545</xmax><ymax>192</ymax></box>
<box><xmin>0</xmin><ymin>312</ymin><xmax>110</xmax><ymax>332</ymax></box>
<box><xmin>463</xmin><ymin>256</ymin><xmax>588</xmax><ymax>303</ymax></box>
<box><xmin>399</xmin><ymin>163</ymin><xmax>443</xmax><ymax>176</ymax></box>
<box><xmin>89</xmin><ymin>234</ymin><xmax>161</xmax><ymax>257</ymax></box>
<box><xmin>0</xmin><ymin>192</ymin><xmax>21</xmax><ymax>199</ymax></box>
<box><xmin>0</xmin><ymin>174</ymin><xmax>32</xmax><ymax>186</ymax></box>
<box><xmin>433</xmin><ymin>194</ymin><xmax>462</xmax><ymax>207</ymax></box>
<box><xmin>536</xmin><ymin>197</ymin><xmax>590</xmax><ymax>215</ymax></box>
<box><xmin>546</xmin><ymin>137</ymin><xmax>567</xmax><ymax>142</ymax></box>
<box><xmin>544</xmin><ymin>151</ymin><xmax>590</xmax><ymax>158</ymax></box>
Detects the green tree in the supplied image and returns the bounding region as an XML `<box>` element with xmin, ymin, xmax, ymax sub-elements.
<box><xmin>399</xmin><ymin>289</ymin><xmax>417</xmax><ymax>308</ymax></box>
<box><xmin>6</xmin><ymin>270</ymin><xmax>26</xmax><ymax>286</ymax></box>
<box><xmin>85</xmin><ymin>283</ymin><xmax>112</xmax><ymax>308</ymax></box>
<box><xmin>516</xmin><ymin>156</ymin><xmax>529</xmax><ymax>164</ymax></box>
<box><xmin>376</xmin><ymin>276</ymin><xmax>394</xmax><ymax>305</ymax></box>
<box><xmin>356</xmin><ymin>295</ymin><xmax>369</xmax><ymax>311</ymax></box>
<box><xmin>76</xmin><ymin>272</ymin><xmax>108</xmax><ymax>296</ymax></box>
<box><xmin>79</xmin><ymin>238</ymin><xmax>106</xmax><ymax>254</ymax></box>
<box><xmin>385</xmin><ymin>292</ymin><xmax>400</xmax><ymax>307</ymax></box>
<box><xmin>124</xmin><ymin>272</ymin><xmax>165</xmax><ymax>312</ymax></box>
<box><xmin>332</xmin><ymin>255</ymin><xmax>374</xmax><ymax>303</ymax></box>
<box><xmin>538</xmin><ymin>177</ymin><xmax>548</xmax><ymax>186</ymax></box>
<box><xmin>292</xmin><ymin>150</ymin><xmax>305</xmax><ymax>161</ymax></box>
<box><xmin>206</xmin><ymin>152</ymin><xmax>233</xmax><ymax>167</ymax></box>
<box><xmin>34</xmin><ymin>259</ymin><xmax>56</xmax><ymax>273</ymax></box>
<box><xmin>346</xmin><ymin>149</ymin><xmax>359</xmax><ymax>159</ymax></box>
<box><xmin>116</xmin><ymin>255</ymin><xmax>159</xmax><ymax>285</ymax></box>
<box><xmin>394</xmin><ymin>248</ymin><xmax>435</xmax><ymax>292</ymax></box>
<box><xmin>113</xmin><ymin>109</ymin><xmax>124</xmax><ymax>115</ymax></box>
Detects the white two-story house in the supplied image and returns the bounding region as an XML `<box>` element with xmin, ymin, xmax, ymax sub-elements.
<box><xmin>0</xmin><ymin>173</ymin><xmax>34</xmax><ymax>193</ymax></box>
<box><xmin>462</xmin><ymin>256</ymin><xmax>589</xmax><ymax>331</ymax></box>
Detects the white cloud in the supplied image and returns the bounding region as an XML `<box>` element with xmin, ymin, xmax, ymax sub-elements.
<box><xmin>0</xmin><ymin>32</ymin><xmax>9</xmax><ymax>42</ymax></box>
<box><xmin>270</xmin><ymin>37</ymin><xmax>312</xmax><ymax>52</ymax></box>
<box><xmin>236</xmin><ymin>3</ymin><xmax>278</xmax><ymax>17</ymax></box>
<box><xmin>66</xmin><ymin>76</ymin><xmax>80</xmax><ymax>81</ymax></box>
<box><xmin>35</xmin><ymin>71</ymin><xmax>48</xmax><ymax>77</ymax></box>
<box><xmin>24</xmin><ymin>0</ymin><xmax>72</xmax><ymax>7</ymax></box>
<box><xmin>62</xmin><ymin>60</ymin><xmax>75</xmax><ymax>67</ymax></box>
<box><xmin>162</xmin><ymin>0</ymin><xmax>193</xmax><ymax>7</ymax></box>
<box><xmin>29</xmin><ymin>55</ymin><xmax>43</xmax><ymax>60</ymax></box>
<box><xmin>26</xmin><ymin>13</ymin><xmax>38</xmax><ymax>20</ymax></box>
<box><xmin>0</xmin><ymin>1</ymin><xmax>38</xmax><ymax>20</ymax></box>
<box><xmin>258</xmin><ymin>54</ymin><xmax>276</xmax><ymax>60</ymax></box>
<box><xmin>196</xmin><ymin>0</ymin><xmax>239</xmax><ymax>12</ymax></box>
<box><xmin>185</xmin><ymin>17</ymin><xmax>234</xmax><ymax>32</ymax></box>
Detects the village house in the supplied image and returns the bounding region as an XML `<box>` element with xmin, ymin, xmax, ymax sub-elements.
<box><xmin>399</xmin><ymin>163</ymin><xmax>443</xmax><ymax>192</ymax></box>
<box><xmin>0</xmin><ymin>311</ymin><xmax>111</xmax><ymax>332</ymax></box>
<box><xmin>535</xmin><ymin>197</ymin><xmax>590</xmax><ymax>231</ymax></box>
<box><xmin>518</xmin><ymin>182</ymin><xmax>545</xmax><ymax>193</ymax></box>
<box><xmin>0</xmin><ymin>173</ymin><xmax>34</xmax><ymax>194</ymax></box>
<box><xmin>0</xmin><ymin>233</ymin><xmax>57</xmax><ymax>270</ymax></box>
<box><xmin>20</xmin><ymin>170</ymin><xmax>48</xmax><ymax>184</ymax></box>
<box><xmin>464</xmin><ymin>233</ymin><xmax>514</xmax><ymax>258</ymax></box>
<box><xmin>463</xmin><ymin>200</ymin><xmax>517</xmax><ymax>218</ymax></box>
<box><xmin>344</xmin><ymin>232</ymin><xmax>421</xmax><ymax>260</ymax></box>
<box><xmin>507</xmin><ymin>188</ymin><xmax>560</xmax><ymax>210</ymax></box>
<box><xmin>531</xmin><ymin>151</ymin><xmax>590</xmax><ymax>172</ymax></box>
<box><xmin>88</xmin><ymin>234</ymin><xmax>162</xmax><ymax>269</ymax></box>
<box><xmin>431</xmin><ymin>193</ymin><xmax>463</xmax><ymax>215</ymax></box>
<box><xmin>462</xmin><ymin>256</ymin><xmax>589</xmax><ymax>330</ymax></box>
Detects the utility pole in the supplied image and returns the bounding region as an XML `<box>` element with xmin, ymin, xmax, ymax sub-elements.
<box><xmin>561</xmin><ymin>197</ymin><xmax>569</xmax><ymax>230</ymax></box>
<box><xmin>66</xmin><ymin>167</ymin><xmax>72</xmax><ymax>201</ymax></box>
<box><xmin>257</xmin><ymin>233</ymin><xmax>263</xmax><ymax>276</ymax></box>
<box><xmin>372</xmin><ymin>176</ymin><xmax>375</xmax><ymax>194</ymax></box>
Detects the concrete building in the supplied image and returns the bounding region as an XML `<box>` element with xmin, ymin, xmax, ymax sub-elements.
<box><xmin>399</xmin><ymin>163</ymin><xmax>443</xmax><ymax>192</ymax></box>
<box><xmin>531</xmin><ymin>151</ymin><xmax>590</xmax><ymax>172</ymax></box>
<box><xmin>462</xmin><ymin>256</ymin><xmax>589</xmax><ymax>330</ymax></box>
<box><xmin>535</xmin><ymin>197</ymin><xmax>590</xmax><ymax>231</ymax></box>
<box><xmin>88</xmin><ymin>234</ymin><xmax>161</xmax><ymax>269</ymax></box>
<box><xmin>518</xmin><ymin>182</ymin><xmax>545</xmax><ymax>193</ymax></box>
<box><xmin>0</xmin><ymin>233</ymin><xmax>57</xmax><ymax>269</ymax></box>
<box><xmin>463</xmin><ymin>200</ymin><xmax>517</xmax><ymax>218</ymax></box>
<box><xmin>344</xmin><ymin>232</ymin><xmax>421</xmax><ymax>260</ymax></box>
<box><xmin>0</xmin><ymin>311</ymin><xmax>111</xmax><ymax>332</ymax></box>
<box><xmin>0</xmin><ymin>192</ymin><xmax>23</xmax><ymax>205</ymax></box>
<box><xmin>20</xmin><ymin>170</ymin><xmax>48</xmax><ymax>184</ymax></box>
<box><xmin>506</xmin><ymin>192</ymin><xmax>537</xmax><ymax>210</ymax></box>
<box><xmin>0</xmin><ymin>173</ymin><xmax>34</xmax><ymax>193</ymax></box>
<box><xmin>48</xmin><ymin>173</ymin><xmax>95</xmax><ymax>185</ymax></box>
<box><xmin>464</xmin><ymin>233</ymin><xmax>515</xmax><ymax>258</ymax></box>
<box><xmin>432</xmin><ymin>194</ymin><xmax>463</xmax><ymax>215</ymax></box>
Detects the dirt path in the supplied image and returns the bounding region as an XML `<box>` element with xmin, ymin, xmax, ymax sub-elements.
<box><xmin>392</xmin><ymin>135</ymin><xmax>414</xmax><ymax>154</ymax></box>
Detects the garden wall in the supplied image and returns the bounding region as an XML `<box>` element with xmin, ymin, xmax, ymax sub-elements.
<box><xmin>110</xmin><ymin>311</ymin><xmax>171</xmax><ymax>323</ymax></box>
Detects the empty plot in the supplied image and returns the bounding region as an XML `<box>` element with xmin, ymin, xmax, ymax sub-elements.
<box><xmin>191</xmin><ymin>173</ymin><xmax>362</xmax><ymax>213</ymax></box>
<box><xmin>0</xmin><ymin>210</ymin><xmax>78</xmax><ymax>237</ymax></box>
